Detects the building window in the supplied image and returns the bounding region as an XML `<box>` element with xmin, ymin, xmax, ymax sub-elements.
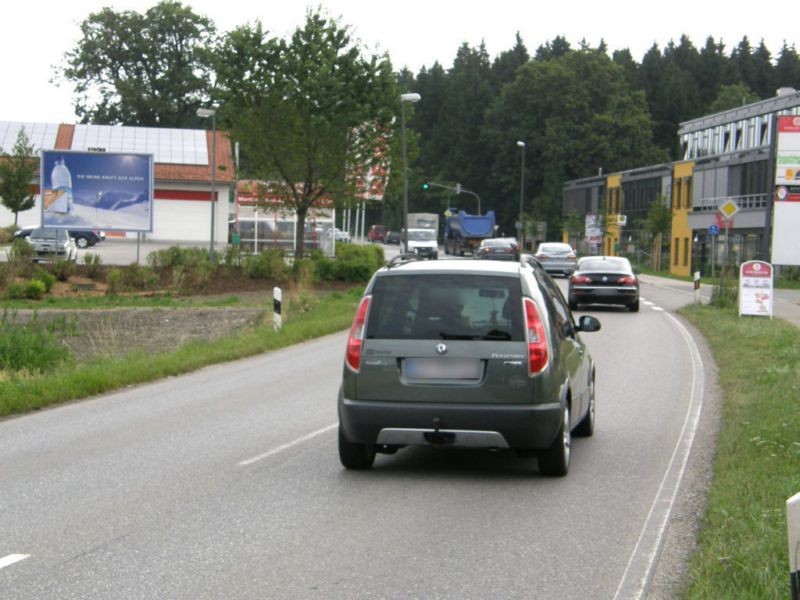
<box><xmin>683</xmin><ymin>237</ymin><xmax>689</xmax><ymax>266</ymax></box>
<box><xmin>685</xmin><ymin>177</ymin><xmax>693</xmax><ymax>208</ymax></box>
<box><xmin>674</xmin><ymin>237</ymin><xmax>680</xmax><ymax>265</ymax></box>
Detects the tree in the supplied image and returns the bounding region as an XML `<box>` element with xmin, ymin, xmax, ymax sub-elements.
<box><xmin>708</xmin><ymin>83</ymin><xmax>760</xmax><ymax>113</ymax></box>
<box><xmin>775</xmin><ymin>42</ymin><xmax>800</xmax><ymax>89</ymax></box>
<box><xmin>642</xmin><ymin>196</ymin><xmax>672</xmax><ymax>270</ymax></box>
<box><xmin>0</xmin><ymin>129</ymin><xmax>37</xmax><ymax>225</ymax></box>
<box><xmin>59</xmin><ymin>1</ymin><xmax>216</xmax><ymax>126</ymax></box>
<box><xmin>215</xmin><ymin>10</ymin><xmax>397</xmax><ymax>258</ymax></box>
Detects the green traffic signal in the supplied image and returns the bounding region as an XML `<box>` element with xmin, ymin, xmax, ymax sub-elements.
<box><xmin>422</xmin><ymin>178</ymin><xmax>429</xmax><ymax>190</ymax></box>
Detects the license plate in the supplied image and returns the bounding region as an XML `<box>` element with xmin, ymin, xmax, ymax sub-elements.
<box><xmin>403</xmin><ymin>358</ymin><xmax>482</xmax><ymax>380</ymax></box>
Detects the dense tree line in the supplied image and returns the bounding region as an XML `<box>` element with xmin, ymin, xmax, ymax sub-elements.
<box><xmin>57</xmin><ymin>2</ymin><xmax>800</xmax><ymax>238</ymax></box>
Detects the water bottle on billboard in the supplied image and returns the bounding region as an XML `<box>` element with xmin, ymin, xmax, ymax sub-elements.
<box><xmin>47</xmin><ymin>157</ymin><xmax>73</xmax><ymax>214</ymax></box>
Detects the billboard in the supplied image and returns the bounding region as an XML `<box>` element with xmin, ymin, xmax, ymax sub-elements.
<box><xmin>40</xmin><ymin>150</ymin><xmax>154</xmax><ymax>232</ymax></box>
<box><xmin>773</xmin><ymin>116</ymin><xmax>800</xmax><ymax>265</ymax></box>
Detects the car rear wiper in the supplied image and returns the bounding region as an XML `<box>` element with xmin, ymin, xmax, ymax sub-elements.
<box><xmin>482</xmin><ymin>329</ymin><xmax>512</xmax><ymax>340</ymax></box>
<box><xmin>438</xmin><ymin>332</ymin><xmax>481</xmax><ymax>340</ymax></box>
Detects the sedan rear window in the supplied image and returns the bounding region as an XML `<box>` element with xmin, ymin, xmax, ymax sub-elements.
<box><xmin>367</xmin><ymin>274</ymin><xmax>524</xmax><ymax>341</ymax></box>
<box><xmin>579</xmin><ymin>257</ymin><xmax>631</xmax><ymax>272</ymax></box>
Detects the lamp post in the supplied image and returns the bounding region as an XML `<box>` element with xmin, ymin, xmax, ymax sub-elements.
<box><xmin>197</xmin><ymin>107</ymin><xmax>217</xmax><ymax>258</ymax></box>
<box><xmin>400</xmin><ymin>92</ymin><xmax>421</xmax><ymax>253</ymax></box>
<box><xmin>516</xmin><ymin>140</ymin><xmax>526</xmax><ymax>250</ymax></box>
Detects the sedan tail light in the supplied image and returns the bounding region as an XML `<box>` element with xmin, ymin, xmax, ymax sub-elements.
<box><xmin>567</xmin><ymin>252</ymin><xmax>576</xmax><ymax>259</ymax></box>
<box><xmin>346</xmin><ymin>296</ymin><xmax>372</xmax><ymax>372</ymax></box>
<box><xmin>534</xmin><ymin>253</ymin><xmax>548</xmax><ymax>261</ymax></box>
<box><xmin>524</xmin><ymin>298</ymin><xmax>549</xmax><ymax>376</ymax></box>
<box><xmin>617</xmin><ymin>275</ymin><xmax>637</xmax><ymax>285</ymax></box>
<box><xmin>570</xmin><ymin>274</ymin><xmax>592</xmax><ymax>284</ymax></box>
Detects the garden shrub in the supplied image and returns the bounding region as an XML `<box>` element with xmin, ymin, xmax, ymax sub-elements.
<box><xmin>244</xmin><ymin>250</ymin><xmax>289</xmax><ymax>281</ymax></box>
<box><xmin>83</xmin><ymin>252</ymin><xmax>103</xmax><ymax>279</ymax></box>
<box><xmin>5</xmin><ymin>279</ymin><xmax>46</xmax><ymax>300</ymax></box>
<box><xmin>32</xmin><ymin>267</ymin><xmax>56</xmax><ymax>292</ymax></box>
<box><xmin>52</xmin><ymin>258</ymin><xmax>76</xmax><ymax>282</ymax></box>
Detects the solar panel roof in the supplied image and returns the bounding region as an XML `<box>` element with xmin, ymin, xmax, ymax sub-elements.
<box><xmin>0</xmin><ymin>121</ymin><xmax>59</xmax><ymax>154</ymax></box>
<box><xmin>71</xmin><ymin>124</ymin><xmax>208</xmax><ymax>165</ymax></box>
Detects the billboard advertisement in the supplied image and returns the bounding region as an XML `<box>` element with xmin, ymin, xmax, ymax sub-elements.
<box><xmin>773</xmin><ymin>116</ymin><xmax>800</xmax><ymax>265</ymax></box>
<box><xmin>40</xmin><ymin>150</ymin><xmax>154</xmax><ymax>232</ymax></box>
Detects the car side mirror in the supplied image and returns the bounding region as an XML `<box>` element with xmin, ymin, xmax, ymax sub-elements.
<box><xmin>577</xmin><ymin>315</ymin><xmax>601</xmax><ymax>333</ymax></box>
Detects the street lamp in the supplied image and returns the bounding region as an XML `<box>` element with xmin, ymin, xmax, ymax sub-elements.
<box><xmin>197</xmin><ymin>107</ymin><xmax>217</xmax><ymax>258</ymax></box>
<box><xmin>516</xmin><ymin>140</ymin><xmax>526</xmax><ymax>250</ymax></box>
<box><xmin>400</xmin><ymin>92</ymin><xmax>421</xmax><ymax>253</ymax></box>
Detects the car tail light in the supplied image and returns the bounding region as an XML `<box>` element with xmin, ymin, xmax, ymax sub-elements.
<box><xmin>567</xmin><ymin>252</ymin><xmax>576</xmax><ymax>259</ymax></box>
<box><xmin>571</xmin><ymin>274</ymin><xmax>591</xmax><ymax>284</ymax></box>
<box><xmin>524</xmin><ymin>298</ymin><xmax>549</xmax><ymax>376</ymax></box>
<box><xmin>534</xmin><ymin>253</ymin><xmax>548</xmax><ymax>260</ymax></box>
<box><xmin>346</xmin><ymin>296</ymin><xmax>371</xmax><ymax>372</ymax></box>
<box><xmin>617</xmin><ymin>275</ymin><xmax>637</xmax><ymax>285</ymax></box>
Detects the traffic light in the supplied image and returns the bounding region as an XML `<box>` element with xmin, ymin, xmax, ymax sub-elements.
<box><xmin>422</xmin><ymin>178</ymin><xmax>429</xmax><ymax>190</ymax></box>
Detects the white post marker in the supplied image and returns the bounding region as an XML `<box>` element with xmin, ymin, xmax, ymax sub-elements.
<box><xmin>693</xmin><ymin>270</ymin><xmax>701</xmax><ymax>303</ymax></box>
<box><xmin>273</xmin><ymin>287</ymin><xmax>282</xmax><ymax>331</ymax></box>
<box><xmin>789</xmin><ymin>492</ymin><xmax>800</xmax><ymax>600</ymax></box>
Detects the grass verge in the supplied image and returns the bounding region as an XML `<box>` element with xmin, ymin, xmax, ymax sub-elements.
<box><xmin>0</xmin><ymin>288</ymin><xmax>361</xmax><ymax>417</ymax></box>
<box><xmin>680</xmin><ymin>305</ymin><xmax>800</xmax><ymax>599</ymax></box>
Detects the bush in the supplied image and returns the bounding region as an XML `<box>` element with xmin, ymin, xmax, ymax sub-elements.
<box><xmin>244</xmin><ymin>250</ymin><xmax>290</xmax><ymax>281</ymax></box>
<box><xmin>292</xmin><ymin>258</ymin><xmax>319</xmax><ymax>286</ymax></box>
<box><xmin>52</xmin><ymin>258</ymin><xmax>76</xmax><ymax>282</ymax></box>
<box><xmin>5</xmin><ymin>279</ymin><xmax>47</xmax><ymax>300</ymax></box>
<box><xmin>328</xmin><ymin>244</ymin><xmax>384</xmax><ymax>282</ymax></box>
<box><xmin>0</xmin><ymin>227</ymin><xmax>14</xmax><ymax>244</ymax></box>
<box><xmin>148</xmin><ymin>246</ymin><xmax>215</xmax><ymax>269</ymax></box>
<box><xmin>105</xmin><ymin>264</ymin><xmax>159</xmax><ymax>294</ymax></box>
<box><xmin>0</xmin><ymin>311</ymin><xmax>71</xmax><ymax>373</ymax></box>
<box><xmin>6</xmin><ymin>238</ymin><xmax>34</xmax><ymax>276</ymax></box>
<box><xmin>32</xmin><ymin>267</ymin><xmax>56</xmax><ymax>292</ymax></box>
<box><xmin>83</xmin><ymin>252</ymin><xmax>103</xmax><ymax>279</ymax></box>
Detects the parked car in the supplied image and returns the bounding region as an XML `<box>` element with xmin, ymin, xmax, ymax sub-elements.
<box><xmin>568</xmin><ymin>256</ymin><xmax>640</xmax><ymax>312</ymax></box>
<box><xmin>14</xmin><ymin>226</ymin><xmax>105</xmax><ymax>249</ymax></box>
<box><xmin>333</xmin><ymin>228</ymin><xmax>351</xmax><ymax>243</ymax></box>
<box><xmin>385</xmin><ymin>230</ymin><xmax>402</xmax><ymax>245</ymax></box>
<box><xmin>368</xmin><ymin>224</ymin><xmax>387</xmax><ymax>243</ymax></box>
<box><xmin>533</xmin><ymin>242</ymin><xmax>578</xmax><ymax>276</ymax></box>
<box><xmin>25</xmin><ymin>227</ymin><xmax>78</xmax><ymax>262</ymax></box>
<box><xmin>337</xmin><ymin>256</ymin><xmax>601</xmax><ymax>476</ymax></box>
<box><xmin>475</xmin><ymin>237</ymin><xmax>519</xmax><ymax>261</ymax></box>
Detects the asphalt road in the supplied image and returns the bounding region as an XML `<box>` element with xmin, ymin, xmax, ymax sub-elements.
<box><xmin>0</xmin><ymin>274</ymin><xmax>708</xmax><ymax>599</ymax></box>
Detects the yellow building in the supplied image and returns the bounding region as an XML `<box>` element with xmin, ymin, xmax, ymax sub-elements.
<box><xmin>670</xmin><ymin>161</ymin><xmax>694</xmax><ymax>277</ymax></box>
<box><xmin>604</xmin><ymin>174</ymin><xmax>622</xmax><ymax>256</ymax></box>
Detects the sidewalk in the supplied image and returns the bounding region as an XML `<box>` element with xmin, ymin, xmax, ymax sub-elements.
<box><xmin>639</xmin><ymin>273</ymin><xmax>800</xmax><ymax>328</ymax></box>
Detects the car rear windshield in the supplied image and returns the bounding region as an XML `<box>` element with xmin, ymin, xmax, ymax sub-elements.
<box><xmin>366</xmin><ymin>274</ymin><xmax>524</xmax><ymax>341</ymax></box>
<box><xmin>579</xmin><ymin>257</ymin><xmax>631</xmax><ymax>272</ymax></box>
<box><xmin>538</xmin><ymin>243</ymin><xmax>572</xmax><ymax>254</ymax></box>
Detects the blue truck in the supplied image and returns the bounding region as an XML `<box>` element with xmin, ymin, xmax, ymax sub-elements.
<box><xmin>444</xmin><ymin>210</ymin><xmax>496</xmax><ymax>256</ymax></box>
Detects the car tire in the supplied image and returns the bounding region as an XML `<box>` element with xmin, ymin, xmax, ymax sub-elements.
<box><xmin>538</xmin><ymin>403</ymin><xmax>571</xmax><ymax>477</ymax></box>
<box><xmin>74</xmin><ymin>236</ymin><xmax>89</xmax><ymax>249</ymax></box>
<box><xmin>338</xmin><ymin>427</ymin><xmax>375</xmax><ymax>470</ymax></box>
<box><xmin>629</xmin><ymin>299</ymin><xmax>640</xmax><ymax>312</ymax></box>
<box><xmin>574</xmin><ymin>376</ymin><xmax>595</xmax><ymax>437</ymax></box>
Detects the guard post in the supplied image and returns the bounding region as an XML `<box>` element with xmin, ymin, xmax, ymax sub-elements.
<box><xmin>789</xmin><ymin>492</ymin><xmax>800</xmax><ymax>600</ymax></box>
<box><xmin>693</xmin><ymin>271</ymin><xmax>701</xmax><ymax>304</ymax></box>
<box><xmin>273</xmin><ymin>287</ymin><xmax>282</xmax><ymax>331</ymax></box>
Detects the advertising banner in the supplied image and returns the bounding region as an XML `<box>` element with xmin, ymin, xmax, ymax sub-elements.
<box><xmin>738</xmin><ymin>260</ymin><xmax>773</xmax><ymax>317</ymax></box>
<box><xmin>585</xmin><ymin>214</ymin><xmax>602</xmax><ymax>247</ymax></box>
<box><xmin>772</xmin><ymin>117</ymin><xmax>800</xmax><ymax>265</ymax></box>
<box><xmin>40</xmin><ymin>150</ymin><xmax>154</xmax><ymax>232</ymax></box>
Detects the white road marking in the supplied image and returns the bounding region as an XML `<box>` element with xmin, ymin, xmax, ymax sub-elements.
<box><xmin>238</xmin><ymin>423</ymin><xmax>337</xmax><ymax>467</ymax></box>
<box><xmin>642</xmin><ymin>299</ymin><xmax>655</xmax><ymax>306</ymax></box>
<box><xmin>613</xmin><ymin>313</ymin><xmax>705</xmax><ymax>600</ymax></box>
<box><xmin>0</xmin><ymin>554</ymin><xmax>30</xmax><ymax>570</ymax></box>
<box><xmin>650</xmin><ymin>306</ymin><xmax>665</xmax><ymax>311</ymax></box>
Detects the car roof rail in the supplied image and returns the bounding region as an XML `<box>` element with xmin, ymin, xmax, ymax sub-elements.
<box><xmin>386</xmin><ymin>253</ymin><xmax>424</xmax><ymax>269</ymax></box>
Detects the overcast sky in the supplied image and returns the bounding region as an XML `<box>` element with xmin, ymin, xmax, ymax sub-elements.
<box><xmin>1</xmin><ymin>0</ymin><xmax>795</xmax><ymax>124</ymax></box>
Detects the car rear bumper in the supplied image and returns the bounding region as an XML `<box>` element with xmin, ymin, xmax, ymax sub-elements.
<box><xmin>540</xmin><ymin>261</ymin><xmax>577</xmax><ymax>274</ymax></box>
<box><xmin>339</xmin><ymin>394</ymin><xmax>563</xmax><ymax>450</ymax></box>
<box><xmin>571</xmin><ymin>286</ymin><xmax>638</xmax><ymax>305</ymax></box>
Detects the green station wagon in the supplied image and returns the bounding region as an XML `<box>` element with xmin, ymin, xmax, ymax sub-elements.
<box><xmin>338</xmin><ymin>257</ymin><xmax>601</xmax><ymax>476</ymax></box>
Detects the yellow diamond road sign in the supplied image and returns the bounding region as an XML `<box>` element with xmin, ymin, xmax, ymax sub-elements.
<box><xmin>719</xmin><ymin>199</ymin><xmax>739</xmax><ymax>219</ymax></box>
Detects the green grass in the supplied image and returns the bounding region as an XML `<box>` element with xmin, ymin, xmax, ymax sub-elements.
<box><xmin>680</xmin><ymin>305</ymin><xmax>800</xmax><ymax>599</ymax></box>
<box><xmin>0</xmin><ymin>288</ymin><xmax>361</xmax><ymax>416</ymax></box>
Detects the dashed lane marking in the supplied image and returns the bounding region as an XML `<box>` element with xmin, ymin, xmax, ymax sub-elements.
<box><xmin>238</xmin><ymin>423</ymin><xmax>337</xmax><ymax>467</ymax></box>
<box><xmin>0</xmin><ymin>554</ymin><xmax>30</xmax><ymax>570</ymax></box>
